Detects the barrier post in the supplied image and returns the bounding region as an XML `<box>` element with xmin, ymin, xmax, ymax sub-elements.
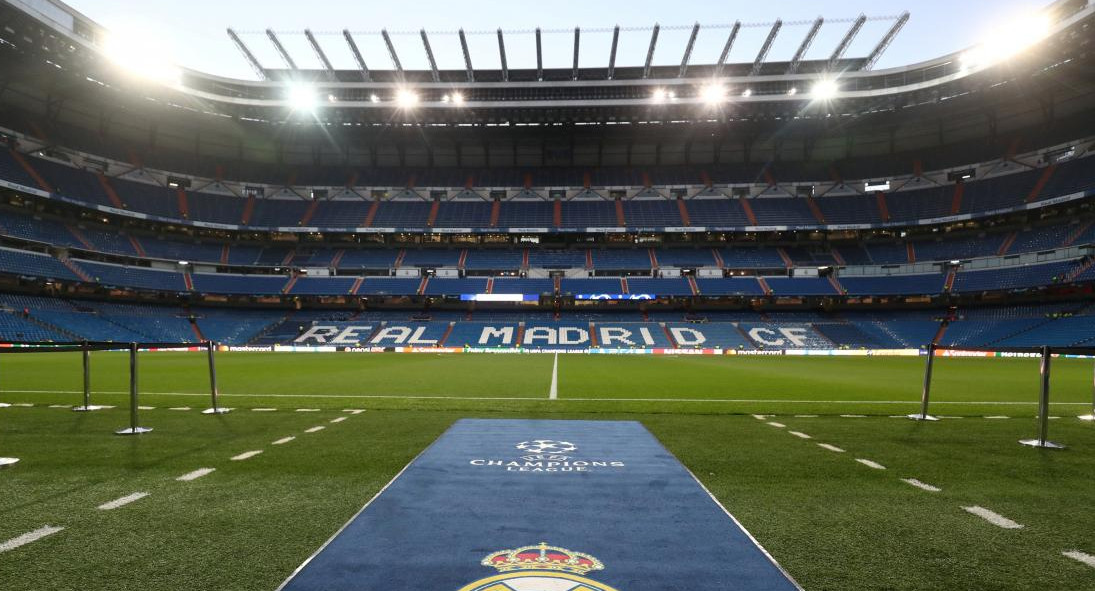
<box><xmin>115</xmin><ymin>343</ymin><xmax>151</xmax><ymax>435</ymax></box>
<box><xmin>0</xmin><ymin>350</ymin><xmax>7</xmax><ymax>408</ymax></box>
<box><xmin>908</xmin><ymin>342</ymin><xmax>940</xmax><ymax>421</ymax></box>
<box><xmin>72</xmin><ymin>341</ymin><xmax>102</xmax><ymax>412</ymax></box>
<box><xmin>201</xmin><ymin>341</ymin><xmax>229</xmax><ymax>415</ymax></box>
<box><xmin>1079</xmin><ymin>357</ymin><xmax>1095</xmax><ymax>421</ymax></box>
<box><xmin>1020</xmin><ymin>346</ymin><xmax>1064</xmax><ymax>449</ymax></box>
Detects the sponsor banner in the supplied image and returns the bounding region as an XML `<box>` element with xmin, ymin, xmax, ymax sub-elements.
<box><xmin>785</xmin><ymin>348</ymin><xmax>920</xmax><ymax>357</ymax></box>
<box><xmin>273</xmin><ymin>345</ymin><xmax>339</xmax><ymax>353</ymax></box>
<box><xmin>277</xmin><ymin>419</ymin><xmax>801</xmax><ymax>591</ymax></box>
<box><xmin>574</xmin><ymin>293</ymin><xmax>656</xmax><ymax>300</ymax></box>
<box><xmin>734</xmin><ymin>349</ymin><xmax>785</xmax><ymax>356</ymax></box>
<box><xmin>652</xmin><ymin>348</ymin><xmax>722</xmax><ymax>355</ymax></box>
<box><xmin>934</xmin><ymin>349</ymin><xmax>996</xmax><ymax>358</ymax></box>
<box><xmin>143</xmin><ymin>346</ymin><xmax>203</xmax><ymax>352</ymax></box>
<box><xmin>225</xmin><ymin>345</ymin><xmax>273</xmax><ymax>352</ymax></box>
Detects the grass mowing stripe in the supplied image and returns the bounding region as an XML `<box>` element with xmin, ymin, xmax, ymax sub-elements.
<box><xmin>964</xmin><ymin>506</ymin><xmax>1024</xmax><ymax>529</ymax></box>
<box><xmin>855</xmin><ymin>458</ymin><xmax>886</xmax><ymax>470</ymax></box>
<box><xmin>176</xmin><ymin>468</ymin><xmax>215</xmax><ymax>482</ymax></box>
<box><xmin>231</xmin><ymin>451</ymin><xmax>264</xmax><ymax>461</ymax></box>
<box><xmin>901</xmin><ymin>478</ymin><xmax>942</xmax><ymax>492</ymax></box>
<box><xmin>1062</xmin><ymin>550</ymin><xmax>1095</xmax><ymax>569</ymax></box>
<box><xmin>0</xmin><ymin>525</ymin><xmax>63</xmax><ymax>553</ymax></box>
<box><xmin>97</xmin><ymin>492</ymin><xmax>149</xmax><ymax>511</ymax></box>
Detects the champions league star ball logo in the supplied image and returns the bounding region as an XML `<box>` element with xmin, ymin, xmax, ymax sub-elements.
<box><xmin>456</xmin><ymin>542</ymin><xmax>620</xmax><ymax>591</ymax></box>
<box><xmin>515</xmin><ymin>439</ymin><xmax>577</xmax><ymax>458</ymax></box>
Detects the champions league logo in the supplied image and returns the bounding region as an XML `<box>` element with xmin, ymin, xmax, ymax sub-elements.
<box><xmin>469</xmin><ymin>440</ymin><xmax>625</xmax><ymax>473</ymax></box>
<box><xmin>456</xmin><ymin>542</ymin><xmax>620</xmax><ymax>591</ymax></box>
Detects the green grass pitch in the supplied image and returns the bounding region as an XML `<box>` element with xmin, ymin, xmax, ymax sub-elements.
<box><xmin>1</xmin><ymin>352</ymin><xmax>1093</xmax><ymax>590</ymax></box>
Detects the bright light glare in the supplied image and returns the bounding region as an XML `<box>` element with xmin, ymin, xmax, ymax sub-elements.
<box><xmin>961</xmin><ymin>12</ymin><xmax>1052</xmax><ymax>71</ymax></box>
<box><xmin>787</xmin><ymin>87</ymin><xmax>798</xmax><ymax>96</ymax></box>
<box><xmin>741</xmin><ymin>88</ymin><xmax>752</xmax><ymax>97</ymax></box>
<box><xmin>287</xmin><ymin>84</ymin><xmax>316</xmax><ymax>112</ymax></box>
<box><xmin>451</xmin><ymin>92</ymin><xmax>465</xmax><ymax>105</ymax></box>
<box><xmin>101</xmin><ymin>32</ymin><xmax>181</xmax><ymax>86</ymax></box>
<box><xmin>700</xmin><ymin>83</ymin><xmax>726</xmax><ymax>105</ymax></box>
<box><xmin>396</xmin><ymin>89</ymin><xmax>419</xmax><ymax>108</ymax></box>
<box><xmin>812</xmin><ymin>79</ymin><xmax>838</xmax><ymax>100</ymax></box>
<box><xmin>369</xmin><ymin>94</ymin><xmax>380</xmax><ymax>103</ymax></box>
<box><xmin>651</xmin><ymin>88</ymin><xmax>668</xmax><ymax>102</ymax></box>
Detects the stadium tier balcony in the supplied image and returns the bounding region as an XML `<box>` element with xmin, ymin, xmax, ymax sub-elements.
<box><xmin>307</xmin><ymin>200</ymin><xmax>370</xmax><ymax>227</ymax></box>
<box><xmin>749</xmin><ymin>198</ymin><xmax>817</xmax><ymax>226</ymax></box>
<box><xmin>693</xmin><ymin>278</ymin><xmax>766</xmax><ymax>296</ymax></box>
<box><xmin>0</xmin><ymin>246</ymin><xmax>79</xmax><ymax>281</ymax></box>
<box><xmin>355</xmin><ymin>277</ymin><xmax>423</xmax><ymax>296</ymax></box>
<box><xmin>400</xmin><ymin>249</ymin><xmax>462</xmax><ymax>268</ymax></box>
<box><xmin>951</xmin><ymin>260</ymin><xmax>1078</xmax><ymax>292</ymax></box>
<box><xmin>883</xmin><ymin>183</ymin><xmax>953</xmax><ymax>221</ymax></box>
<box><xmin>626</xmin><ymin>277</ymin><xmax>693</xmax><ymax>296</ymax></box>
<box><xmin>0</xmin><ymin>150</ymin><xmax>41</xmax><ymax>189</ymax></box>
<box><xmin>226</xmin><ymin>245</ymin><xmax>265</xmax><ymax>266</ymax></box>
<box><xmin>815</xmin><ymin>195</ymin><xmax>883</xmax><ymax>225</ymax></box>
<box><xmin>496</xmin><ymin>201</ymin><xmax>554</xmax><ymax>227</ymax></box>
<box><xmin>422</xmin><ymin>278</ymin><xmax>489</xmax><ymax>296</ymax></box>
<box><xmin>248</xmin><ymin>200</ymin><xmax>311</xmax><ymax>228</ymax></box>
<box><xmin>527</xmin><ymin>250</ymin><xmax>587</xmax><ymax>269</ymax></box>
<box><xmin>561</xmin><ymin>201</ymin><xmax>619</xmax><ymax>227</ymax></box>
<box><xmin>26</xmin><ymin>157</ymin><xmax>114</xmax><ymax>206</ymax></box>
<box><xmin>336</xmin><ymin>250</ymin><xmax>400</xmax><ymax>269</ymax></box>
<box><xmin>110</xmin><ymin>177</ymin><xmax>181</xmax><ymax>219</ymax></box>
<box><xmin>716</xmin><ymin>247</ymin><xmax>786</xmax><ymax>268</ymax></box>
<box><xmin>432</xmin><ymin>202</ymin><xmax>493</xmax><ymax>228</ymax></box>
<box><xmin>590</xmin><ymin>249</ymin><xmax>652</xmax><ymax>270</ymax></box>
<box><xmin>622</xmin><ymin>201</ymin><xmax>683</xmax><ymax>227</ymax></box>
<box><xmin>559</xmin><ymin>277</ymin><xmax>624</xmax><ymax>294</ymax></box>
<box><xmin>654</xmin><ymin>249</ymin><xmax>718</xmax><ymax>268</ymax></box>
<box><xmin>684</xmin><ymin>199</ymin><xmax>751</xmax><ymax>226</ymax></box>
<box><xmin>490</xmin><ymin>278</ymin><xmax>555</xmax><ymax>294</ymax></box>
<box><xmin>463</xmin><ymin>250</ymin><xmax>524</xmax><ymax>271</ymax></box>
<box><xmin>288</xmin><ymin>276</ymin><xmax>358</xmax><ymax>295</ymax></box>
<box><xmin>186</xmin><ymin>192</ymin><xmax>247</xmax><ymax>225</ymax></box>
<box><xmin>763</xmin><ymin>277</ymin><xmax>839</xmax><ymax>296</ymax></box>
<box><xmin>74</xmin><ymin>260</ymin><xmax>187</xmax><ymax>291</ymax></box>
<box><xmin>839</xmin><ymin>274</ymin><xmax>947</xmax><ymax>296</ymax></box>
<box><xmin>371</xmin><ymin>201</ymin><xmax>431</xmax><ymax>227</ymax></box>
<box><xmin>191</xmin><ymin>273</ymin><xmax>288</xmax><ymax>295</ymax></box>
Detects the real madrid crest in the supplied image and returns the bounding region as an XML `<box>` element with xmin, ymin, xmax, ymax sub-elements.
<box><xmin>456</xmin><ymin>542</ymin><xmax>620</xmax><ymax>591</ymax></box>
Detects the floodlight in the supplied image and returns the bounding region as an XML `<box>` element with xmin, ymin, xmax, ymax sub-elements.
<box><xmin>651</xmin><ymin>88</ymin><xmax>667</xmax><ymax>102</ymax></box>
<box><xmin>741</xmin><ymin>88</ymin><xmax>752</xmax><ymax>98</ymax></box>
<box><xmin>451</xmin><ymin>92</ymin><xmax>465</xmax><ymax>105</ymax></box>
<box><xmin>812</xmin><ymin>79</ymin><xmax>838</xmax><ymax>100</ymax></box>
<box><xmin>787</xmin><ymin>87</ymin><xmax>798</xmax><ymax>96</ymax></box>
<box><xmin>396</xmin><ymin>89</ymin><xmax>419</xmax><ymax>108</ymax></box>
<box><xmin>369</xmin><ymin>94</ymin><xmax>380</xmax><ymax>103</ymax></box>
<box><xmin>441</xmin><ymin>94</ymin><xmax>450</xmax><ymax>103</ymax></box>
<box><xmin>101</xmin><ymin>32</ymin><xmax>181</xmax><ymax>86</ymax></box>
<box><xmin>700</xmin><ymin>83</ymin><xmax>726</xmax><ymax>105</ymax></box>
<box><xmin>287</xmin><ymin>84</ymin><xmax>317</xmax><ymax>112</ymax></box>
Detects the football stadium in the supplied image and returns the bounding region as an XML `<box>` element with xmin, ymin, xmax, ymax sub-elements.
<box><xmin>0</xmin><ymin>0</ymin><xmax>1094</xmax><ymax>588</ymax></box>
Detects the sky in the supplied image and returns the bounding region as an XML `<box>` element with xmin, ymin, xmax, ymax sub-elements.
<box><xmin>63</xmin><ymin>0</ymin><xmax>1051</xmax><ymax>80</ymax></box>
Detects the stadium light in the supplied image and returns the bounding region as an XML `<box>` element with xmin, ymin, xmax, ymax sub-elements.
<box><xmin>811</xmin><ymin>79</ymin><xmax>838</xmax><ymax>100</ymax></box>
<box><xmin>652</xmin><ymin>88</ymin><xmax>668</xmax><ymax>103</ymax></box>
<box><xmin>369</xmin><ymin>94</ymin><xmax>380</xmax><ymax>103</ymax></box>
<box><xmin>287</xmin><ymin>84</ymin><xmax>317</xmax><ymax>112</ymax></box>
<box><xmin>787</xmin><ymin>87</ymin><xmax>798</xmax><ymax>96</ymax></box>
<box><xmin>451</xmin><ymin>92</ymin><xmax>465</xmax><ymax>105</ymax></box>
<box><xmin>396</xmin><ymin>88</ymin><xmax>419</xmax><ymax>108</ymax></box>
<box><xmin>101</xmin><ymin>31</ymin><xmax>181</xmax><ymax>87</ymax></box>
<box><xmin>700</xmin><ymin>83</ymin><xmax>726</xmax><ymax>105</ymax></box>
<box><xmin>741</xmin><ymin>88</ymin><xmax>752</xmax><ymax>98</ymax></box>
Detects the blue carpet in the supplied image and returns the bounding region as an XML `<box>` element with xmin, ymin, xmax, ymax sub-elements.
<box><xmin>279</xmin><ymin>419</ymin><xmax>801</xmax><ymax>590</ymax></box>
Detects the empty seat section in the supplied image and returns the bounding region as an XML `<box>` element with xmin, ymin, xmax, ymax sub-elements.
<box><xmin>664</xmin><ymin>322</ymin><xmax>753</xmax><ymax>349</ymax></box>
<box><xmin>463</xmin><ymin>250</ymin><xmax>523</xmax><ymax>271</ymax></box>
<box><xmin>186</xmin><ymin>192</ymin><xmax>247</xmax><ymax>225</ymax></box>
<box><xmin>27</xmin><ymin>158</ymin><xmax>114</xmax><ymax>206</ymax></box>
<box><xmin>432</xmin><ymin>201</ymin><xmax>492</xmax><ymax>228</ymax></box>
<box><xmin>370</xmin><ymin>201</ymin><xmax>431</xmax><ymax>227</ymax></box>
<box><xmin>655</xmin><ymin>249</ymin><xmax>717</xmax><ymax>267</ymax></box>
<box><xmin>764</xmin><ymin>277</ymin><xmax>838</xmax><ymax>296</ymax></box>
<box><xmin>248</xmin><ymin>199</ymin><xmax>311</xmax><ymax>227</ymax></box>
<box><xmin>559</xmin><ymin>278</ymin><xmax>623</xmax><ymax>294</ymax></box>
<box><xmin>401</xmin><ymin>250</ymin><xmax>461</xmax><ymax>268</ymax></box>
<box><xmin>590</xmin><ymin>250</ymin><xmax>650</xmax><ymax>270</ymax></box>
<box><xmin>884</xmin><ymin>185</ymin><xmax>952</xmax><ymax>221</ymax></box>
<box><xmin>749</xmin><ymin>198</ymin><xmax>816</xmax><ymax>225</ymax></box>
<box><xmin>625</xmin><ymin>277</ymin><xmax>692</xmax><ymax>295</ymax></box>
<box><xmin>289</xmin><ymin>276</ymin><xmax>358</xmax><ymax>295</ymax></box>
<box><xmin>356</xmin><ymin>277</ymin><xmax>422</xmax><ymax>295</ymax></box>
<box><xmin>839</xmin><ymin>274</ymin><xmax>945</xmax><ymax>295</ymax></box>
<box><xmin>694</xmin><ymin>278</ymin><xmax>765</xmax><ymax>296</ymax></box>
<box><xmin>561</xmin><ymin>201</ymin><xmax>617</xmax><ymax>227</ymax></box>
<box><xmin>491</xmin><ymin>278</ymin><xmax>556</xmax><ymax>294</ymax></box>
<box><xmin>622</xmin><ymin>200</ymin><xmax>681</xmax><ymax>227</ymax></box>
<box><xmin>110</xmin><ymin>178</ymin><xmax>179</xmax><ymax>218</ymax></box>
<box><xmin>951</xmin><ymin>261</ymin><xmax>1077</xmax><ymax>292</ymax></box>
<box><xmin>190</xmin><ymin>273</ymin><xmax>288</xmax><ymax>295</ymax></box>
<box><xmin>76</xmin><ymin>260</ymin><xmax>186</xmax><ymax>291</ymax></box>
<box><xmin>140</xmin><ymin>237</ymin><xmax>224</xmax><ymax>263</ymax></box>
<box><xmin>815</xmin><ymin>195</ymin><xmax>880</xmax><ymax>224</ymax></box>
<box><xmin>527</xmin><ymin>250</ymin><xmax>586</xmax><ymax>269</ymax></box>
<box><xmin>337</xmin><ymin>250</ymin><xmax>399</xmax><ymax>269</ymax></box>
<box><xmin>717</xmin><ymin>247</ymin><xmax>785</xmax><ymax>268</ymax></box>
<box><xmin>496</xmin><ymin>201</ymin><xmax>554</xmax><ymax>227</ymax></box>
<box><xmin>685</xmin><ymin>198</ymin><xmax>750</xmax><ymax>226</ymax></box>
<box><xmin>308</xmin><ymin>200</ymin><xmax>371</xmax><ymax>227</ymax></box>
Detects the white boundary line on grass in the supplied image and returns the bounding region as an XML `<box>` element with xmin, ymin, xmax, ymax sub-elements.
<box><xmin>97</xmin><ymin>492</ymin><xmax>149</xmax><ymax>510</ymax></box>
<box><xmin>964</xmin><ymin>506</ymin><xmax>1023</xmax><ymax>529</ymax></box>
<box><xmin>231</xmin><ymin>451</ymin><xmax>263</xmax><ymax>461</ymax></box>
<box><xmin>901</xmin><ymin>478</ymin><xmax>942</xmax><ymax>492</ymax></box>
<box><xmin>1063</xmin><ymin>550</ymin><xmax>1095</xmax><ymax>569</ymax></box>
<box><xmin>3</xmin><ymin>389</ymin><xmax>1086</xmax><ymax>405</ymax></box>
<box><xmin>548</xmin><ymin>352</ymin><xmax>558</xmax><ymax>400</ymax></box>
<box><xmin>0</xmin><ymin>525</ymin><xmax>63</xmax><ymax>553</ymax></box>
<box><xmin>272</xmin><ymin>436</ymin><xmax>295</xmax><ymax>445</ymax></box>
<box><xmin>176</xmin><ymin>468</ymin><xmax>215</xmax><ymax>482</ymax></box>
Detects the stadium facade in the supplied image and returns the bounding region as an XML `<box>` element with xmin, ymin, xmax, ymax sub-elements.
<box><xmin>0</xmin><ymin>0</ymin><xmax>1092</xmax><ymax>351</ymax></box>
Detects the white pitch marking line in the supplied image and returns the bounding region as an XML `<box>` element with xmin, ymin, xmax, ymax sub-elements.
<box><xmin>964</xmin><ymin>506</ymin><xmax>1023</xmax><ymax>529</ymax></box>
<box><xmin>305</xmin><ymin>426</ymin><xmax>326</xmax><ymax>433</ymax></box>
<box><xmin>856</xmin><ymin>458</ymin><xmax>886</xmax><ymax>470</ymax></box>
<box><xmin>840</xmin><ymin>414</ymin><xmax>867</xmax><ymax>418</ymax></box>
<box><xmin>751</xmin><ymin>414</ymin><xmax>768</xmax><ymax>420</ymax></box>
<box><xmin>252</xmin><ymin>408</ymin><xmax>278</xmax><ymax>412</ymax></box>
<box><xmin>231</xmin><ymin>450</ymin><xmax>263</xmax><ymax>461</ymax></box>
<box><xmin>793</xmin><ymin>414</ymin><xmax>818</xmax><ymax>418</ymax></box>
<box><xmin>343</xmin><ymin>409</ymin><xmax>365</xmax><ymax>414</ymax></box>
<box><xmin>97</xmin><ymin>492</ymin><xmax>149</xmax><ymax>510</ymax></box>
<box><xmin>168</xmin><ymin>407</ymin><xmax>191</xmax><ymax>411</ymax></box>
<box><xmin>984</xmin><ymin>415</ymin><xmax>1009</xmax><ymax>419</ymax></box>
<box><xmin>48</xmin><ymin>404</ymin><xmax>71</xmax><ymax>408</ymax></box>
<box><xmin>138</xmin><ymin>406</ymin><xmax>156</xmax><ymax>410</ymax></box>
<box><xmin>548</xmin><ymin>352</ymin><xmax>558</xmax><ymax>400</ymax></box>
<box><xmin>1062</xmin><ymin>550</ymin><xmax>1095</xmax><ymax>569</ymax></box>
<box><xmin>766</xmin><ymin>422</ymin><xmax>786</xmax><ymax>428</ymax></box>
<box><xmin>0</xmin><ymin>525</ymin><xmax>64</xmax><ymax>553</ymax></box>
<box><xmin>272</xmin><ymin>436</ymin><xmax>295</xmax><ymax>445</ymax></box>
<box><xmin>176</xmin><ymin>468</ymin><xmax>215</xmax><ymax>482</ymax></box>
<box><xmin>295</xmin><ymin>408</ymin><xmax>320</xmax><ymax>412</ymax></box>
<box><xmin>789</xmin><ymin>431</ymin><xmax>812</xmax><ymax>439</ymax></box>
<box><xmin>330</xmin><ymin>416</ymin><xmax>347</xmax><ymax>423</ymax></box>
<box><xmin>902</xmin><ymin>478</ymin><xmax>942</xmax><ymax>492</ymax></box>
<box><xmin>817</xmin><ymin>443</ymin><xmax>845</xmax><ymax>453</ymax></box>
<box><xmin>12</xmin><ymin>403</ymin><xmax>33</xmax><ymax>407</ymax></box>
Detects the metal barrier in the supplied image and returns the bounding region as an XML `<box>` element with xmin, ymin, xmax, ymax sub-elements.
<box><xmin>911</xmin><ymin>344</ymin><xmax>1095</xmax><ymax>449</ymax></box>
